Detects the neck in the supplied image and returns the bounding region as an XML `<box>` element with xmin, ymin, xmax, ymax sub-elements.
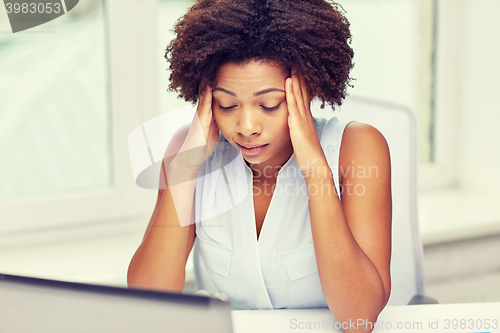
<box><xmin>245</xmin><ymin>151</ymin><xmax>293</xmax><ymax>182</ymax></box>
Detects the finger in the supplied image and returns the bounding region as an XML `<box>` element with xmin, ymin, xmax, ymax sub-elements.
<box><xmin>192</xmin><ymin>86</ymin><xmax>213</xmax><ymax>146</ymax></box>
<box><xmin>298</xmin><ymin>74</ymin><xmax>314</xmax><ymax>121</ymax></box>
<box><xmin>197</xmin><ymin>85</ymin><xmax>212</xmax><ymax>119</ymax></box>
<box><xmin>292</xmin><ymin>72</ymin><xmax>306</xmax><ymax>116</ymax></box>
<box><xmin>204</xmin><ymin>85</ymin><xmax>212</xmax><ymax>107</ymax></box>
<box><xmin>291</xmin><ymin>71</ymin><xmax>303</xmax><ymax>99</ymax></box>
<box><xmin>285</xmin><ymin>77</ymin><xmax>299</xmax><ymax>116</ymax></box>
<box><xmin>205</xmin><ymin>85</ymin><xmax>212</xmax><ymax>108</ymax></box>
<box><xmin>299</xmin><ymin>74</ymin><xmax>310</xmax><ymax>108</ymax></box>
<box><xmin>203</xmin><ymin>86</ymin><xmax>214</xmax><ymax>129</ymax></box>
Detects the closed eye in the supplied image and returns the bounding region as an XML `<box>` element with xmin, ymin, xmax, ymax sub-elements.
<box><xmin>218</xmin><ymin>104</ymin><xmax>236</xmax><ymax>111</ymax></box>
<box><xmin>262</xmin><ymin>103</ymin><xmax>281</xmax><ymax>111</ymax></box>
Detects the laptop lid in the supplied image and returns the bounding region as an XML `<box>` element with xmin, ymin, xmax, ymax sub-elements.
<box><xmin>0</xmin><ymin>273</ymin><xmax>233</xmax><ymax>333</ymax></box>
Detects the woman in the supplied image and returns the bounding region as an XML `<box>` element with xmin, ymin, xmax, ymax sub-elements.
<box><xmin>128</xmin><ymin>0</ymin><xmax>392</xmax><ymax>331</ymax></box>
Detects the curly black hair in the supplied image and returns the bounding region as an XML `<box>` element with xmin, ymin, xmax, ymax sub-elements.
<box><xmin>165</xmin><ymin>0</ymin><xmax>354</xmax><ymax>110</ymax></box>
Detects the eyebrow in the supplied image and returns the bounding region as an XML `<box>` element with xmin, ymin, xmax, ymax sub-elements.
<box><xmin>254</xmin><ymin>88</ymin><xmax>285</xmax><ymax>96</ymax></box>
<box><xmin>213</xmin><ymin>87</ymin><xmax>285</xmax><ymax>97</ymax></box>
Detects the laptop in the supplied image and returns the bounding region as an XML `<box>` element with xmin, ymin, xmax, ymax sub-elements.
<box><xmin>0</xmin><ymin>273</ymin><xmax>233</xmax><ymax>333</ymax></box>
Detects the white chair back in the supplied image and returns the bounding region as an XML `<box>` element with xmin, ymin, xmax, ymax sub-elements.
<box><xmin>332</xmin><ymin>95</ymin><xmax>424</xmax><ymax>305</ymax></box>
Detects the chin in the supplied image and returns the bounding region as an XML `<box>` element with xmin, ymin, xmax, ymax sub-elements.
<box><xmin>243</xmin><ymin>154</ymin><xmax>269</xmax><ymax>165</ymax></box>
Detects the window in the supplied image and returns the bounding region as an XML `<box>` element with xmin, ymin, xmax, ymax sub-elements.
<box><xmin>0</xmin><ymin>0</ymin><xmax>156</xmax><ymax>235</ymax></box>
<box><xmin>5</xmin><ymin>0</ymin><xmax>482</xmax><ymax>241</ymax></box>
<box><xmin>418</xmin><ymin>0</ymin><xmax>500</xmax><ymax>242</ymax></box>
<box><xmin>0</xmin><ymin>1</ymin><xmax>112</xmax><ymax>201</ymax></box>
<box><xmin>337</xmin><ymin>0</ymin><xmax>436</xmax><ymax>165</ymax></box>
<box><xmin>158</xmin><ymin>0</ymin><xmax>196</xmax><ymax>114</ymax></box>
<box><xmin>157</xmin><ymin>0</ymin><xmax>437</xmax><ymax>163</ymax></box>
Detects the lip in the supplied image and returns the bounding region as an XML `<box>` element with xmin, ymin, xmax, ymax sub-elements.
<box><xmin>236</xmin><ymin>143</ymin><xmax>269</xmax><ymax>156</ymax></box>
<box><xmin>237</xmin><ymin>142</ymin><xmax>267</xmax><ymax>149</ymax></box>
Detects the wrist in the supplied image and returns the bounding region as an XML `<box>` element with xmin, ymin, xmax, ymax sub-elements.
<box><xmin>300</xmin><ymin>159</ymin><xmax>332</xmax><ymax>181</ymax></box>
<box><xmin>167</xmin><ymin>157</ymin><xmax>202</xmax><ymax>186</ymax></box>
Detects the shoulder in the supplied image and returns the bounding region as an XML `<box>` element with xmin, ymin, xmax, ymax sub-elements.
<box><xmin>342</xmin><ymin>122</ymin><xmax>389</xmax><ymax>152</ymax></box>
<box><xmin>339</xmin><ymin>122</ymin><xmax>391</xmax><ymax>182</ymax></box>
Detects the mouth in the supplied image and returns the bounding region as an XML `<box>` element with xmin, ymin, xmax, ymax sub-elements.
<box><xmin>236</xmin><ymin>142</ymin><xmax>268</xmax><ymax>149</ymax></box>
<box><xmin>236</xmin><ymin>142</ymin><xmax>269</xmax><ymax>156</ymax></box>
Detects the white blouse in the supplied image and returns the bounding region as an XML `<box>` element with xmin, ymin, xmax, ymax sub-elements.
<box><xmin>194</xmin><ymin>116</ymin><xmax>355</xmax><ymax>310</ymax></box>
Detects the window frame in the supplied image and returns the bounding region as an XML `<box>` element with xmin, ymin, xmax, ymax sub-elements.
<box><xmin>0</xmin><ymin>0</ymin><xmax>159</xmax><ymax>235</ymax></box>
<box><xmin>417</xmin><ymin>0</ymin><xmax>461</xmax><ymax>191</ymax></box>
<box><xmin>417</xmin><ymin>0</ymin><xmax>500</xmax><ymax>243</ymax></box>
<box><xmin>0</xmin><ymin>0</ymin><xmax>476</xmax><ymax>239</ymax></box>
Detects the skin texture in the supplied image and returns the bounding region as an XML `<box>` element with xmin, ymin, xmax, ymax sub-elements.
<box><xmin>212</xmin><ymin>60</ymin><xmax>293</xmax><ymax>176</ymax></box>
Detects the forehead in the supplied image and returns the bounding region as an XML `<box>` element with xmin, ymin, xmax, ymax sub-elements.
<box><xmin>215</xmin><ymin>60</ymin><xmax>287</xmax><ymax>88</ymax></box>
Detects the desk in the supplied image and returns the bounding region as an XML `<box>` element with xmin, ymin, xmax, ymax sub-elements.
<box><xmin>231</xmin><ymin>303</ymin><xmax>500</xmax><ymax>332</ymax></box>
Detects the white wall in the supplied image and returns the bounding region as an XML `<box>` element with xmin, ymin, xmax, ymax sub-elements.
<box><xmin>418</xmin><ymin>0</ymin><xmax>500</xmax><ymax>243</ymax></box>
<box><xmin>2</xmin><ymin>0</ymin><xmax>500</xmax><ymax>288</ymax></box>
<box><xmin>458</xmin><ymin>0</ymin><xmax>500</xmax><ymax>194</ymax></box>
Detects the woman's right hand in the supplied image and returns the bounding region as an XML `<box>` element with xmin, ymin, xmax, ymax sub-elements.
<box><xmin>172</xmin><ymin>84</ymin><xmax>220</xmax><ymax>173</ymax></box>
<box><xmin>194</xmin><ymin>84</ymin><xmax>221</xmax><ymax>160</ymax></box>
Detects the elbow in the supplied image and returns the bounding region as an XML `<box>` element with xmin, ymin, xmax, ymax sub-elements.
<box><xmin>127</xmin><ymin>264</ymin><xmax>145</xmax><ymax>290</ymax></box>
<box><xmin>126</xmin><ymin>265</ymin><xmax>142</xmax><ymax>289</ymax></box>
<box><xmin>340</xmin><ymin>307</ymin><xmax>382</xmax><ymax>333</ymax></box>
<box><xmin>126</xmin><ymin>251</ymin><xmax>143</xmax><ymax>288</ymax></box>
<box><xmin>371</xmin><ymin>282</ymin><xmax>390</xmax><ymax>323</ymax></box>
<box><xmin>381</xmin><ymin>279</ymin><xmax>391</xmax><ymax>308</ymax></box>
<box><xmin>370</xmin><ymin>272</ymin><xmax>391</xmax><ymax>316</ymax></box>
<box><xmin>327</xmin><ymin>285</ymin><xmax>388</xmax><ymax>333</ymax></box>
<box><xmin>127</xmin><ymin>258</ymin><xmax>185</xmax><ymax>293</ymax></box>
<box><xmin>127</xmin><ymin>272</ymin><xmax>185</xmax><ymax>293</ymax></box>
<box><xmin>362</xmin><ymin>285</ymin><xmax>389</xmax><ymax>333</ymax></box>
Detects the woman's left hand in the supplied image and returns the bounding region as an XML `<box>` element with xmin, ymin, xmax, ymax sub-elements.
<box><xmin>286</xmin><ymin>72</ymin><xmax>328</xmax><ymax>179</ymax></box>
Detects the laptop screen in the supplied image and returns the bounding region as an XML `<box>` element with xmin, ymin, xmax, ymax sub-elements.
<box><xmin>0</xmin><ymin>273</ymin><xmax>233</xmax><ymax>333</ymax></box>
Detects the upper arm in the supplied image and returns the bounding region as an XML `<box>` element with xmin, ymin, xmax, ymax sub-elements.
<box><xmin>338</xmin><ymin>122</ymin><xmax>392</xmax><ymax>304</ymax></box>
<box><xmin>144</xmin><ymin>123</ymin><xmax>197</xmax><ymax>263</ymax></box>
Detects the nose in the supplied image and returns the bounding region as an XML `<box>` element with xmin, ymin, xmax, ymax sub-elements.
<box><xmin>236</xmin><ymin>106</ymin><xmax>262</xmax><ymax>137</ymax></box>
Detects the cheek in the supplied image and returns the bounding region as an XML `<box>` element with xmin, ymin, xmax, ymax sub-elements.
<box><xmin>279</xmin><ymin>118</ymin><xmax>291</xmax><ymax>140</ymax></box>
<box><xmin>267</xmin><ymin>117</ymin><xmax>290</xmax><ymax>142</ymax></box>
<box><xmin>277</xmin><ymin>111</ymin><xmax>290</xmax><ymax>131</ymax></box>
